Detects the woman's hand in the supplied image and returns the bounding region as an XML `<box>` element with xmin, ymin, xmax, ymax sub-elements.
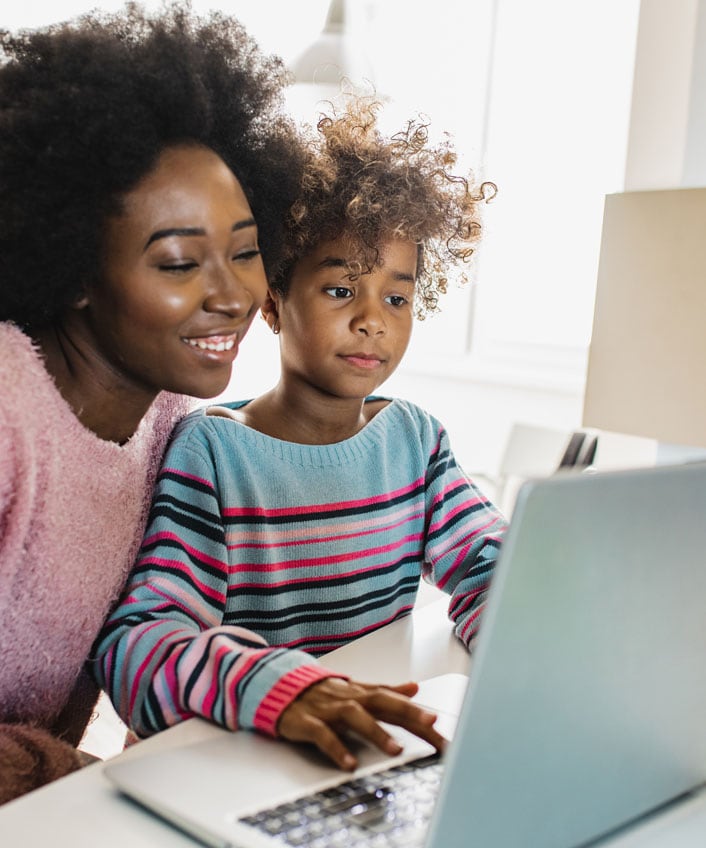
<box><xmin>276</xmin><ymin>678</ymin><xmax>447</xmax><ymax>771</ymax></box>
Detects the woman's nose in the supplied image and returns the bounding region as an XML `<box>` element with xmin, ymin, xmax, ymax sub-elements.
<box><xmin>203</xmin><ymin>261</ymin><xmax>266</xmax><ymax>317</ymax></box>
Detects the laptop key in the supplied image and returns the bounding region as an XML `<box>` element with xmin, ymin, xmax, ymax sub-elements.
<box><xmin>242</xmin><ymin>755</ymin><xmax>442</xmax><ymax>847</ymax></box>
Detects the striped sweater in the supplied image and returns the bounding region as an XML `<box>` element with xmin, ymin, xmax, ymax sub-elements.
<box><xmin>91</xmin><ymin>398</ymin><xmax>506</xmax><ymax>739</ymax></box>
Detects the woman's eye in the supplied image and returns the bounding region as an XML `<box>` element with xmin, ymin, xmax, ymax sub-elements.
<box><xmin>159</xmin><ymin>261</ymin><xmax>197</xmax><ymax>273</ymax></box>
<box><xmin>324</xmin><ymin>286</ymin><xmax>353</xmax><ymax>299</ymax></box>
<box><xmin>385</xmin><ymin>294</ymin><xmax>409</xmax><ymax>307</ymax></box>
<box><xmin>233</xmin><ymin>248</ymin><xmax>261</xmax><ymax>262</ymax></box>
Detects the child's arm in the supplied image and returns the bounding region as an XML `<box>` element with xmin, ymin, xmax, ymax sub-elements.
<box><xmin>421</xmin><ymin>424</ymin><xmax>507</xmax><ymax>646</ymax></box>
<box><xmin>91</xmin><ymin>441</ymin><xmax>335</xmax><ymax>738</ymax></box>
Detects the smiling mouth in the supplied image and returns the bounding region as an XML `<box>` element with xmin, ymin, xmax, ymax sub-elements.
<box><xmin>183</xmin><ymin>334</ymin><xmax>237</xmax><ymax>352</ymax></box>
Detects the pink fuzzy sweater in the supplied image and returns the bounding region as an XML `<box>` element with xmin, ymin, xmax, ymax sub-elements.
<box><xmin>0</xmin><ymin>322</ymin><xmax>190</xmax><ymax>802</ymax></box>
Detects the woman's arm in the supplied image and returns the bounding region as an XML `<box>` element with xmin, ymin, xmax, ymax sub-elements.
<box><xmin>0</xmin><ymin>724</ymin><xmax>81</xmax><ymax>805</ymax></box>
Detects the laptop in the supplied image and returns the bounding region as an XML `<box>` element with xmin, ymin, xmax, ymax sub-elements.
<box><xmin>105</xmin><ymin>461</ymin><xmax>706</xmax><ymax>848</ymax></box>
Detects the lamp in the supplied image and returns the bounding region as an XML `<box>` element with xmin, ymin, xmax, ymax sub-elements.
<box><xmin>285</xmin><ymin>0</ymin><xmax>375</xmax><ymax>121</ymax></box>
<box><xmin>582</xmin><ymin>188</ymin><xmax>706</xmax><ymax>453</ymax></box>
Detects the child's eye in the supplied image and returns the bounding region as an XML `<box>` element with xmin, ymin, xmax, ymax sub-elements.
<box><xmin>385</xmin><ymin>294</ymin><xmax>409</xmax><ymax>307</ymax></box>
<box><xmin>323</xmin><ymin>286</ymin><xmax>353</xmax><ymax>299</ymax></box>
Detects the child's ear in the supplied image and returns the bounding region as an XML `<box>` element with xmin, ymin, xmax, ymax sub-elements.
<box><xmin>261</xmin><ymin>290</ymin><xmax>281</xmax><ymax>335</ymax></box>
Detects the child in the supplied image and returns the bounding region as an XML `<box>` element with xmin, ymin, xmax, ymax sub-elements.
<box><xmin>92</xmin><ymin>100</ymin><xmax>507</xmax><ymax>771</ymax></box>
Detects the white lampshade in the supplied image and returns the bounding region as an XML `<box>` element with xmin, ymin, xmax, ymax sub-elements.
<box><xmin>285</xmin><ymin>0</ymin><xmax>375</xmax><ymax>121</ymax></box>
<box><xmin>583</xmin><ymin>187</ymin><xmax>706</xmax><ymax>449</ymax></box>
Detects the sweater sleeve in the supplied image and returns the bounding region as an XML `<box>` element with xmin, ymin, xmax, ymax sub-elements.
<box><xmin>421</xmin><ymin>422</ymin><xmax>507</xmax><ymax>647</ymax></box>
<box><xmin>90</xmin><ymin>434</ymin><xmax>339</xmax><ymax>739</ymax></box>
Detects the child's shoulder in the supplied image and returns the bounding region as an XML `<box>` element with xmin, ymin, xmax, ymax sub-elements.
<box><xmin>368</xmin><ymin>396</ymin><xmax>444</xmax><ymax>433</ymax></box>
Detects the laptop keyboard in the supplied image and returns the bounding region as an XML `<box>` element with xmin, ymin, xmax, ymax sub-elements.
<box><xmin>240</xmin><ymin>754</ymin><xmax>443</xmax><ymax>847</ymax></box>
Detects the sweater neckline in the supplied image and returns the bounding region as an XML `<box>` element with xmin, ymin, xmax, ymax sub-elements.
<box><xmin>212</xmin><ymin>396</ymin><xmax>395</xmax><ymax>446</ymax></box>
<box><xmin>199</xmin><ymin>397</ymin><xmax>400</xmax><ymax>467</ymax></box>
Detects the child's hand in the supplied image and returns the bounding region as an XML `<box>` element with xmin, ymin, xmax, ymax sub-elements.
<box><xmin>276</xmin><ymin>677</ymin><xmax>447</xmax><ymax>770</ymax></box>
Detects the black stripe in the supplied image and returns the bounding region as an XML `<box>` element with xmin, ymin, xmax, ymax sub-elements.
<box><xmin>147</xmin><ymin>503</ymin><xmax>225</xmax><ymax>545</ymax></box>
<box><xmin>229</xmin><ymin>554</ymin><xmax>421</xmax><ymax>598</ymax></box>
<box><xmin>158</xmin><ymin>468</ymin><xmax>217</xmax><ymax>497</ymax></box>
<box><xmin>153</xmin><ymin>492</ymin><xmax>223</xmax><ymax>528</ymax></box>
<box><xmin>222</xmin><ymin>481</ymin><xmax>425</xmax><ymax>526</ymax></box>
<box><xmin>297</xmin><ymin>608</ymin><xmax>411</xmax><ymax>656</ymax></box>
<box><xmin>235</xmin><ymin>579</ymin><xmax>419</xmax><ymax>632</ymax></box>
<box><xmin>136</xmin><ymin>541</ymin><xmax>228</xmax><ymax>586</ymax></box>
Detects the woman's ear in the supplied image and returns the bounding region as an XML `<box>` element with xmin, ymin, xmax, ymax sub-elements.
<box><xmin>261</xmin><ymin>290</ymin><xmax>281</xmax><ymax>335</ymax></box>
<box><xmin>72</xmin><ymin>294</ymin><xmax>90</xmax><ymax>310</ymax></box>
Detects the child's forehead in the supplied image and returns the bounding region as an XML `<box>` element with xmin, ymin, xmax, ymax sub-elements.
<box><xmin>302</xmin><ymin>234</ymin><xmax>419</xmax><ymax>275</ymax></box>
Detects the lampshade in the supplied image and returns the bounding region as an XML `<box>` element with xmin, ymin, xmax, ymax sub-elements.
<box><xmin>582</xmin><ymin>187</ymin><xmax>706</xmax><ymax>449</ymax></box>
<box><xmin>285</xmin><ymin>0</ymin><xmax>374</xmax><ymax>121</ymax></box>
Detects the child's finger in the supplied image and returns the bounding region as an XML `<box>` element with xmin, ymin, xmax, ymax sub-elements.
<box><xmin>381</xmin><ymin>681</ymin><xmax>419</xmax><ymax>698</ymax></box>
<box><xmin>278</xmin><ymin>710</ymin><xmax>359</xmax><ymax>771</ymax></box>
<box><xmin>329</xmin><ymin>698</ymin><xmax>404</xmax><ymax>758</ymax></box>
<box><xmin>360</xmin><ymin>689</ymin><xmax>447</xmax><ymax>752</ymax></box>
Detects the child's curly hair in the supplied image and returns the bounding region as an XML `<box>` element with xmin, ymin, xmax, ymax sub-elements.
<box><xmin>0</xmin><ymin>1</ymin><xmax>307</xmax><ymax>330</ymax></box>
<box><xmin>271</xmin><ymin>98</ymin><xmax>496</xmax><ymax>318</ymax></box>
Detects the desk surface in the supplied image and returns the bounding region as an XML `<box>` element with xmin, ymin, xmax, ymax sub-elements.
<box><xmin>2</xmin><ymin>597</ymin><xmax>706</xmax><ymax>847</ymax></box>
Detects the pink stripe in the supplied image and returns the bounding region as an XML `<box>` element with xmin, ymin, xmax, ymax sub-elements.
<box><xmin>427</xmin><ymin>497</ymin><xmax>485</xmax><ymax>536</ymax></box>
<box><xmin>141</xmin><ymin>531</ymin><xmax>228</xmax><ymax>570</ymax></box>
<box><xmin>453</xmin><ymin>586</ymin><xmax>484</xmax><ymax>619</ymax></box>
<box><xmin>459</xmin><ymin>601</ymin><xmax>484</xmax><ymax>642</ymax></box>
<box><xmin>230</xmin><ymin>534</ymin><xmax>422</xmax><ymax>574</ymax></box>
<box><xmin>278</xmin><ymin>607</ymin><xmax>414</xmax><ymax>650</ymax></box>
<box><xmin>435</xmin><ymin>542</ymin><xmax>474</xmax><ymax>591</ymax></box>
<box><xmin>140</xmin><ymin>560</ymin><xmax>226</xmax><ymax>606</ymax></box>
<box><xmin>128</xmin><ymin>624</ymin><xmax>184</xmax><ymax>713</ymax></box>
<box><xmin>201</xmin><ymin>643</ymin><xmax>237</xmax><ymax>714</ymax></box>
<box><xmin>227</xmin><ymin>503</ymin><xmax>420</xmax><ymax>546</ymax></box>
<box><xmin>227</xmin><ymin>510</ymin><xmax>425</xmax><ymax>551</ymax></box>
<box><xmin>429</xmin><ymin>477</ymin><xmax>482</xmax><ymax>512</ymax></box>
<box><xmin>223</xmin><ymin>477</ymin><xmax>425</xmax><ymax>518</ymax></box>
<box><xmin>253</xmin><ymin>665</ymin><xmax>340</xmax><ymax>736</ymax></box>
<box><xmin>230</xmin><ymin>560</ymin><xmax>404</xmax><ymax>590</ymax></box>
<box><xmin>161</xmin><ymin>467</ymin><xmax>216</xmax><ymax>489</ymax></box>
<box><xmin>142</xmin><ymin>583</ymin><xmax>218</xmax><ymax>628</ymax></box>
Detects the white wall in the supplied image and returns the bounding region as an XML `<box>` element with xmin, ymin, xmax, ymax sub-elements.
<box><xmin>215</xmin><ymin>0</ymin><xmax>643</xmax><ymax>475</ymax></box>
<box><xmin>3</xmin><ymin>1</ymin><xmax>658</xmax><ymax>475</ymax></box>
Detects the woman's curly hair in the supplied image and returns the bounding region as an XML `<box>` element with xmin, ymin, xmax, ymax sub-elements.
<box><xmin>0</xmin><ymin>1</ymin><xmax>307</xmax><ymax>329</ymax></box>
<box><xmin>271</xmin><ymin>98</ymin><xmax>496</xmax><ymax>318</ymax></box>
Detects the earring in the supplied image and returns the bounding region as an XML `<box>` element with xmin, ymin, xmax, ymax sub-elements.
<box><xmin>272</xmin><ymin>320</ymin><xmax>280</xmax><ymax>335</ymax></box>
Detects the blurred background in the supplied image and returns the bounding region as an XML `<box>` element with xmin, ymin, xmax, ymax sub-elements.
<box><xmin>2</xmin><ymin>0</ymin><xmax>660</xmax><ymax>485</ymax></box>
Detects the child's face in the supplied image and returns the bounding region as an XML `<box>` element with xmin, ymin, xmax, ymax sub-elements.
<box><xmin>272</xmin><ymin>236</ymin><xmax>417</xmax><ymax>401</ymax></box>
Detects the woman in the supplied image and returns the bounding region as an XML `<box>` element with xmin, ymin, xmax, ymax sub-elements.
<box><xmin>0</xmin><ymin>2</ymin><xmax>305</xmax><ymax>803</ymax></box>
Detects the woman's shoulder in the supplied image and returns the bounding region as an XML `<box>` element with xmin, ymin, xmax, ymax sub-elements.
<box><xmin>0</xmin><ymin>322</ymin><xmax>44</xmax><ymax>375</ymax></box>
<box><xmin>0</xmin><ymin>322</ymin><xmax>58</xmax><ymax>413</ymax></box>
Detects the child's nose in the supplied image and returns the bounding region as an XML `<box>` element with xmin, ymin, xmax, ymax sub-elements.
<box><xmin>351</xmin><ymin>301</ymin><xmax>386</xmax><ymax>336</ymax></box>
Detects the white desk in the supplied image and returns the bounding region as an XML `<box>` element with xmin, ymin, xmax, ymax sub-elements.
<box><xmin>2</xmin><ymin>597</ymin><xmax>706</xmax><ymax>847</ymax></box>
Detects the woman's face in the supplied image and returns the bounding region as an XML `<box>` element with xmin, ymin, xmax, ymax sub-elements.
<box><xmin>76</xmin><ymin>144</ymin><xmax>268</xmax><ymax>399</ymax></box>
